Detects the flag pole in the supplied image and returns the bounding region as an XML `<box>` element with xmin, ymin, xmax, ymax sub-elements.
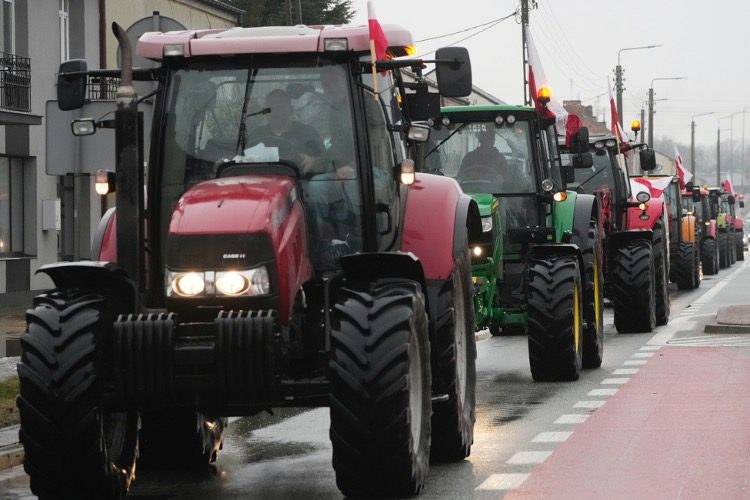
<box><xmin>370</xmin><ymin>40</ymin><xmax>379</xmax><ymax>101</ymax></box>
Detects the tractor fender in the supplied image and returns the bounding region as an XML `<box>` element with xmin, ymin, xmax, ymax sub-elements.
<box><xmin>607</xmin><ymin>229</ymin><xmax>653</xmax><ymax>255</ymax></box>
<box><xmin>35</xmin><ymin>261</ymin><xmax>137</xmax><ymax>312</ymax></box>
<box><xmin>706</xmin><ymin>219</ymin><xmax>717</xmax><ymax>239</ymax></box>
<box><xmin>569</xmin><ymin>193</ymin><xmax>599</xmax><ymax>254</ymax></box>
<box><xmin>92</xmin><ymin>207</ymin><xmax>117</xmax><ymax>261</ymax></box>
<box><xmin>402</xmin><ymin>173</ymin><xmax>472</xmax><ymax>280</ymax></box>
<box><xmin>339</xmin><ymin>252</ymin><xmax>430</xmax><ymax>313</ymax></box>
<box><xmin>529</xmin><ymin>243</ymin><xmax>584</xmax><ymax>278</ymax></box>
<box><xmin>680</xmin><ymin>213</ymin><xmax>697</xmax><ymax>244</ymax></box>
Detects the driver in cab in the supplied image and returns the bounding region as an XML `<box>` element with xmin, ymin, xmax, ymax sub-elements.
<box><xmin>458</xmin><ymin>126</ymin><xmax>508</xmax><ymax>180</ymax></box>
<box><xmin>245</xmin><ymin>88</ymin><xmax>325</xmax><ymax>175</ymax></box>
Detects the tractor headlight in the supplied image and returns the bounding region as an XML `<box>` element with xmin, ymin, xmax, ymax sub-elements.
<box><xmin>167</xmin><ymin>267</ymin><xmax>270</xmax><ymax>298</ymax></box>
<box><xmin>170</xmin><ymin>272</ymin><xmax>206</xmax><ymax>297</ymax></box>
<box><xmin>216</xmin><ymin>267</ymin><xmax>270</xmax><ymax>296</ymax></box>
<box><xmin>482</xmin><ymin>217</ymin><xmax>493</xmax><ymax>232</ymax></box>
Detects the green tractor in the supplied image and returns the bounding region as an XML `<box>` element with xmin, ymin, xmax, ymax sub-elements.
<box><xmin>420</xmin><ymin>106</ymin><xmax>603</xmax><ymax>381</ymax></box>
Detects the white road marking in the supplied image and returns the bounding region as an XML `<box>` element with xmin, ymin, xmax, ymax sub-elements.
<box><xmin>476</xmin><ymin>473</ymin><xmax>529</xmax><ymax>490</ymax></box>
<box><xmin>588</xmin><ymin>388</ymin><xmax>618</xmax><ymax>396</ymax></box>
<box><xmin>639</xmin><ymin>345</ymin><xmax>661</xmax><ymax>351</ymax></box>
<box><xmin>623</xmin><ymin>359</ymin><xmax>648</xmax><ymax>366</ymax></box>
<box><xmin>507</xmin><ymin>451</ymin><xmax>553</xmax><ymax>464</ymax></box>
<box><xmin>613</xmin><ymin>368</ymin><xmax>639</xmax><ymax>375</ymax></box>
<box><xmin>632</xmin><ymin>352</ymin><xmax>655</xmax><ymax>358</ymax></box>
<box><xmin>532</xmin><ymin>431</ymin><xmax>572</xmax><ymax>443</ymax></box>
<box><xmin>601</xmin><ymin>378</ymin><xmax>629</xmax><ymax>385</ymax></box>
<box><xmin>574</xmin><ymin>400</ymin><xmax>606</xmax><ymax>409</ymax></box>
<box><xmin>554</xmin><ymin>414</ymin><xmax>589</xmax><ymax>424</ymax></box>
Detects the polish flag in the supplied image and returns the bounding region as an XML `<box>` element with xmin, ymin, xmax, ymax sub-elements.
<box><xmin>607</xmin><ymin>80</ymin><xmax>629</xmax><ymax>147</ymax></box>
<box><xmin>631</xmin><ymin>176</ymin><xmax>674</xmax><ymax>198</ymax></box>
<box><xmin>674</xmin><ymin>145</ymin><xmax>691</xmax><ymax>189</ymax></box>
<box><xmin>367</xmin><ymin>1</ymin><xmax>389</xmax><ymax>62</ymax></box>
<box><xmin>723</xmin><ymin>178</ymin><xmax>735</xmax><ymax>195</ymax></box>
<box><xmin>525</xmin><ymin>26</ymin><xmax>567</xmax><ymax>127</ymax></box>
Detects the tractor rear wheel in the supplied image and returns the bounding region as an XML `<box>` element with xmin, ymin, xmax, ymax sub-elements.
<box><xmin>675</xmin><ymin>242</ymin><xmax>697</xmax><ymax>290</ymax></box>
<box><xmin>138</xmin><ymin>412</ymin><xmax>227</xmax><ymax>468</ymax></box>
<box><xmin>18</xmin><ymin>291</ymin><xmax>138</xmax><ymax>500</ymax></box>
<box><xmin>693</xmin><ymin>237</ymin><xmax>702</xmax><ymax>287</ymax></box>
<box><xmin>527</xmin><ymin>256</ymin><xmax>583</xmax><ymax>382</ymax></box>
<box><xmin>431</xmin><ymin>249</ymin><xmax>476</xmax><ymax>462</ymax></box>
<box><xmin>611</xmin><ymin>239</ymin><xmax>656</xmax><ymax>333</ymax></box>
<box><xmin>701</xmin><ymin>238</ymin><xmax>718</xmax><ymax>275</ymax></box>
<box><xmin>736</xmin><ymin>233</ymin><xmax>745</xmax><ymax>261</ymax></box>
<box><xmin>581</xmin><ymin>221</ymin><xmax>603</xmax><ymax>369</ymax></box>
<box><xmin>653</xmin><ymin>225</ymin><xmax>670</xmax><ymax>326</ymax></box>
<box><xmin>719</xmin><ymin>233</ymin><xmax>729</xmax><ymax>268</ymax></box>
<box><xmin>329</xmin><ymin>281</ymin><xmax>431</xmax><ymax>497</ymax></box>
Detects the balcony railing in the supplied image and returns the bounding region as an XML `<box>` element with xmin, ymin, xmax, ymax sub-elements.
<box><xmin>86</xmin><ymin>75</ymin><xmax>120</xmax><ymax>101</ymax></box>
<box><xmin>0</xmin><ymin>51</ymin><xmax>31</xmax><ymax>112</ymax></box>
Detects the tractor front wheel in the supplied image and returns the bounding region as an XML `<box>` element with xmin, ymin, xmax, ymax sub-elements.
<box><xmin>527</xmin><ymin>256</ymin><xmax>583</xmax><ymax>382</ymax></box>
<box><xmin>701</xmin><ymin>238</ymin><xmax>718</xmax><ymax>275</ymax></box>
<box><xmin>329</xmin><ymin>282</ymin><xmax>431</xmax><ymax>497</ymax></box>
<box><xmin>581</xmin><ymin>221</ymin><xmax>604</xmax><ymax>369</ymax></box>
<box><xmin>18</xmin><ymin>291</ymin><xmax>138</xmax><ymax>500</ymax></box>
<box><xmin>431</xmin><ymin>249</ymin><xmax>476</xmax><ymax>462</ymax></box>
<box><xmin>675</xmin><ymin>242</ymin><xmax>697</xmax><ymax>290</ymax></box>
<box><xmin>719</xmin><ymin>233</ymin><xmax>729</xmax><ymax>268</ymax></box>
<box><xmin>736</xmin><ymin>233</ymin><xmax>745</xmax><ymax>261</ymax></box>
<box><xmin>611</xmin><ymin>240</ymin><xmax>656</xmax><ymax>333</ymax></box>
<box><xmin>653</xmin><ymin>225</ymin><xmax>670</xmax><ymax>326</ymax></box>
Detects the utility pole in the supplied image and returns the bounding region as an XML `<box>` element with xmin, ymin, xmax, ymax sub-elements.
<box><xmin>641</xmin><ymin>107</ymin><xmax>646</xmax><ymax>143</ymax></box>
<box><xmin>691</xmin><ymin>120</ymin><xmax>696</xmax><ymax>179</ymax></box>
<box><xmin>717</xmin><ymin>128</ymin><xmax>722</xmax><ymax>186</ymax></box>
<box><xmin>648</xmin><ymin>88</ymin><xmax>654</xmax><ymax>146</ymax></box>
<box><xmin>615</xmin><ymin>64</ymin><xmax>623</xmax><ymax>128</ymax></box>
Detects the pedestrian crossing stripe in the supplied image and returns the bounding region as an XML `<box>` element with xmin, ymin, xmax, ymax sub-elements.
<box><xmin>667</xmin><ymin>335</ymin><xmax>750</xmax><ymax>346</ymax></box>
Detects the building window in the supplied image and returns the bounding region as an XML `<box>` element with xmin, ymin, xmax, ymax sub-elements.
<box><xmin>0</xmin><ymin>157</ymin><xmax>24</xmax><ymax>255</ymax></box>
<box><xmin>58</xmin><ymin>0</ymin><xmax>69</xmax><ymax>62</ymax></box>
<box><xmin>3</xmin><ymin>0</ymin><xmax>14</xmax><ymax>54</ymax></box>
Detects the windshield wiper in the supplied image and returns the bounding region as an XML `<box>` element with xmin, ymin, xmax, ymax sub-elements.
<box><xmin>425</xmin><ymin>123</ymin><xmax>468</xmax><ymax>159</ymax></box>
<box><xmin>577</xmin><ymin>167</ymin><xmax>607</xmax><ymax>190</ymax></box>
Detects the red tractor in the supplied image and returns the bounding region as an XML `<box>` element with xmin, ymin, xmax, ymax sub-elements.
<box><xmin>562</xmin><ymin>133</ymin><xmax>669</xmax><ymax>333</ymax></box>
<box><xmin>18</xmin><ymin>24</ymin><xmax>480</xmax><ymax>499</ymax></box>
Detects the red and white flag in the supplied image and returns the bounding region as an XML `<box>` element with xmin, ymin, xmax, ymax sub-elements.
<box><xmin>631</xmin><ymin>176</ymin><xmax>674</xmax><ymax>198</ymax></box>
<box><xmin>674</xmin><ymin>145</ymin><xmax>691</xmax><ymax>189</ymax></box>
<box><xmin>607</xmin><ymin>80</ymin><xmax>629</xmax><ymax>146</ymax></box>
<box><xmin>723</xmin><ymin>178</ymin><xmax>735</xmax><ymax>195</ymax></box>
<box><xmin>367</xmin><ymin>1</ymin><xmax>389</xmax><ymax>62</ymax></box>
<box><xmin>525</xmin><ymin>26</ymin><xmax>567</xmax><ymax>127</ymax></box>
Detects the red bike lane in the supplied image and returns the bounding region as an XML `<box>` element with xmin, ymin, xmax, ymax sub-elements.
<box><xmin>506</xmin><ymin>346</ymin><xmax>750</xmax><ymax>499</ymax></box>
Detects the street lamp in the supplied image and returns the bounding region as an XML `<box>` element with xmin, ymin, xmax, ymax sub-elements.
<box><xmin>648</xmin><ymin>76</ymin><xmax>686</xmax><ymax>146</ymax></box>
<box><xmin>691</xmin><ymin>111</ymin><xmax>715</xmax><ymax>179</ymax></box>
<box><xmin>615</xmin><ymin>44</ymin><xmax>661</xmax><ymax>127</ymax></box>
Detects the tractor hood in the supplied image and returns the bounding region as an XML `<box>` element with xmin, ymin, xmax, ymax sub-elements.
<box><xmin>469</xmin><ymin>192</ymin><xmax>496</xmax><ymax>218</ymax></box>
<box><xmin>169</xmin><ymin>175</ymin><xmax>296</xmax><ymax>235</ymax></box>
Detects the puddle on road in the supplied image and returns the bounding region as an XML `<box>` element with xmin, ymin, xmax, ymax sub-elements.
<box><xmin>481</xmin><ymin>372</ymin><xmax>554</xmax><ymax>425</ymax></box>
<box><xmin>239</xmin><ymin>439</ymin><xmax>318</xmax><ymax>464</ymax></box>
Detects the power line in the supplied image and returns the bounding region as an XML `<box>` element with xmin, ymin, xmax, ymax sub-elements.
<box><xmin>414</xmin><ymin>12</ymin><xmax>518</xmax><ymax>43</ymax></box>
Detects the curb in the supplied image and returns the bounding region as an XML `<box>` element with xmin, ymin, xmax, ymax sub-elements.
<box><xmin>0</xmin><ymin>443</ymin><xmax>22</xmax><ymax>471</ymax></box>
<box><xmin>703</xmin><ymin>323</ymin><xmax>750</xmax><ymax>334</ymax></box>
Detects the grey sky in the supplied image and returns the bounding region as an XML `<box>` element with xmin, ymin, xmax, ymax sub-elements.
<box><xmin>352</xmin><ymin>0</ymin><xmax>750</xmax><ymax>148</ymax></box>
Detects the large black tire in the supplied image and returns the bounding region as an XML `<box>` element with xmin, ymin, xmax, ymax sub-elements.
<box><xmin>736</xmin><ymin>232</ymin><xmax>745</xmax><ymax>261</ymax></box>
<box><xmin>581</xmin><ymin>221</ymin><xmax>604</xmax><ymax>369</ymax></box>
<box><xmin>430</xmin><ymin>249</ymin><xmax>476</xmax><ymax>462</ymax></box>
<box><xmin>527</xmin><ymin>256</ymin><xmax>583</xmax><ymax>382</ymax></box>
<box><xmin>329</xmin><ymin>282</ymin><xmax>431</xmax><ymax>497</ymax></box>
<box><xmin>729</xmin><ymin>231</ymin><xmax>737</xmax><ymax>265</ymax></box>
<box><xmin>652</xmin><ymin>225</ymin><xmax>670</xmax><ymax>326</ymax></box>
<box><xmin>719</xmin><ymin>233</ymin><xmax>729</xmax><ymax>269</ymax></box>
<box><xmin>701</xmin><ymin>238</ymin><xmax>718</xmax><ymax>275</ymax></box>
<box><xmin>675</xmin><ymin>242</ymin><xmax>697</xmax><ymax>290</ymax></box>
<box><xmin>138</xmin><ymin>412</ymin><xmax>227</xmax><ymax>468</ymax></box>
<box><xmin>17</xmin><ymin>291</ymin><xmax>138</xmax><ymax>500</ymax></box>
<box><xmin>693</xmin><ymin>236</ymin><xmax>702</xmax><ymax>287</ymax></box>
<box><xmin>611</xmin><ymin>239</ymin><xmax>656</xmax><ymax>333</ymax></box>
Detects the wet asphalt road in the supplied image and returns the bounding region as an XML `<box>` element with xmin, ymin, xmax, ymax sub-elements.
<box><xmin>0</xmin><ymin>263</ymin><xmax>743</xmax><ymax>499</ymax></box>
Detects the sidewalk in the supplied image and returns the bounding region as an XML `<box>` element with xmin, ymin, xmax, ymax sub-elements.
<box><xmin>506</xmin><ymin>345</ymin><xmax>750</xmax><ymax>499</ymax></box>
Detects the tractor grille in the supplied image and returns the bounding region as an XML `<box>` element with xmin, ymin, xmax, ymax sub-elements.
<box><xmin>167</xmin><ymin>233</ymin><xmax>274</xmax><ymax>270</ymax></box>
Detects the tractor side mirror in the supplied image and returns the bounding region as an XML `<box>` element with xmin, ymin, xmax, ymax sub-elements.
<box><xmin>639</xmin><ymin>148</ymin><xmax>657</xmax><ymax>171</ymax></box>
<box><xmin>692</xmin><ymin>187</ymin><xmax>701</xmax><ymax>203</ymax></box>
<box><xmin>404</xmin><ymin>90</ymin><xmax>441</xmax><ymax>121</ymax></box>
<box><xmin>57</xmin><ymin>59</ymin><xmax>88</xmax><ymax>111</ymax></box>
<box><xmin>728</xmin><ymin>195</ymin><xmax>736</xmax><ymax>205</ymax></box>
<box><xmin>740</xmin><ymin>200</ymin><xmax>746</xmax><ymax>208</ymax></box>
<box><xmin>569</xmin><ymin>127</ymin><xmax>590</xmax><ymax>154</ymax></box>
<box><xmin>572</xmin><ymin>152</ymin><xmax>593</xmax><ymax>168</ymax></box>
<box><xmin>564</xmin><ymin>164</ymin><xmax>576</xmax><ymax>184</ymax></box>
<box><xmin>435</xmin><ymin>47</ymin><xmax>472</xmax><ymax>98</ymax></box>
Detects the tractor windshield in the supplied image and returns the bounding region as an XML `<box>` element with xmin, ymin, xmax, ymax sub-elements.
<box><xmin>427</xmin><ymin>121</ymin><xmax>535</xmax><ymax>195</ymax></box>
<box><xmin>566</xmin><ymin>151</ymin><xmax>616</xmax><ymax>194</ymax></box>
